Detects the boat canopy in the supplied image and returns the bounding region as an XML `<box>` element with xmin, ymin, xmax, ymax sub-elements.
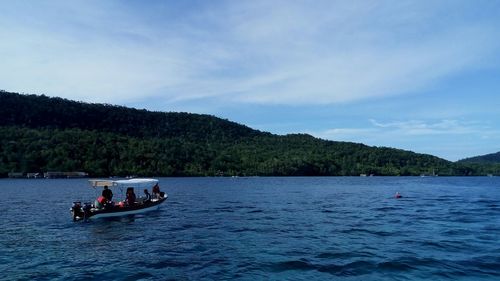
<box><xmin>89</xmin><ymin>178</ymin><xmax>159</xmax><ymax>188</ymax></box>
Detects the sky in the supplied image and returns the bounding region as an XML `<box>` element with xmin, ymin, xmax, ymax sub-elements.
<box><xmin>1</xmin><ymin>0</ymin><xmax>500</xmax><ymax>161</ymax></box>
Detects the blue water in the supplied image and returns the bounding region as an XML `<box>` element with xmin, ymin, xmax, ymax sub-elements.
<box><xmin>1</xmin><ymin>177</ymin><xmax>499</xmax><ymax>280</ymax></box>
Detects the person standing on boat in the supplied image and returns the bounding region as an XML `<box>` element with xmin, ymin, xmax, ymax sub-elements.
<box><xmin>152</xmin><ymin>183</ymin><xmax>160</xmax><ymax>199</ymax></box>
<box><xmin>102</xmin><ymin>185</ymin><xmax>113</xmax><ymax>202</ymax></box>
<box><xmin>125</xmin><ymin>187</ymin><xmax>136</xmax><ymax>206</ymax></box>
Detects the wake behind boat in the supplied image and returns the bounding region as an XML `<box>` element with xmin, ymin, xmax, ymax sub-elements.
<box><xmin>71</xmin><ymin>178</ymin><xmax>167</xmax><ymax>221</ymax></box>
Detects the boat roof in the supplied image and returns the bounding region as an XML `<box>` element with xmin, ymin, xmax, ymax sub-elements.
<box><xmin>89</xmin><ymin>178</ymin><xmax>158</xmax><ymax>188</ymax></box>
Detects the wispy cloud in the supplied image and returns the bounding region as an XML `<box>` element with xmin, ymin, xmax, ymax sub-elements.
<box><xmin>0</xmin><ymin>1</ymin><xmax>499</xmax><ymax>105</ymax></box>
<box><xmin>311</xmin><ymin>118</ymin><xmax>500</xmax><ymax>160</ymax></box>
<box><xmin>368</xmin><ymin>119</ymin><xmax>479</xmax><ymax>135</ymax></box>
<box><xmin>317</xmin><ymin>119</ymin><xmax>485</xmax><ymax>140</ymax></box>
<box><xmin>318</xmin><ymin>128</ymin><xmax>378</xmax><ymax>142</ymax></box>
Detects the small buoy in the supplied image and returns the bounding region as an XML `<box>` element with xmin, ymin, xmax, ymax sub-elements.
<box><xmin>394</xmin><ymin>192</ymin><xmax>402</xmax><ymax>199</ymax></box>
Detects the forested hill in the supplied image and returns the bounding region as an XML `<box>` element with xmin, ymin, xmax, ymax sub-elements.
<box><xmin>0</xmin><ymin>91</ymin><xmax>262</xmax><ymax>141</ymax></box>
<box><xmin>0</xmin><ymin>91</ymin><xmax>490</xmax><ymax>177</ymax></box>
<box><xmin>458</xmin><ymin>152</ymin><xmax>500</xmax><ymax>164</ymax></box>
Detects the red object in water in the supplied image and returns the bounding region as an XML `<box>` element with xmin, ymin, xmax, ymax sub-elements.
<box><xmin>395</xmin><ymin>192</ymin><xmax>402</xmax><ymax>198</ymax></box>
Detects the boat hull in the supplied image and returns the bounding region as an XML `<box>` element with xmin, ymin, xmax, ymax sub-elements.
<box><xmin>72</xmin><ymin>196</ymin><xmax>167</xmax><ymax>221</ymax></box>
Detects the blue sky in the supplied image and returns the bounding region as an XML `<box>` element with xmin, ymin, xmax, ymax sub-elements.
<box><xmin>1</xmin><ymin>0</ymin><xmax>500</xmax><ymax>161</ymax></box>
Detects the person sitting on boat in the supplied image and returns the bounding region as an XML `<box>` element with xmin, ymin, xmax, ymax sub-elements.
<box><xmin>102</xmin><ymin>185</ymin><xmax>113</xmax><ymax>202</ymax></box>
<box><xmin>95</xmin><ymin>196</ymin><xmax>107</xmax><ymax>209</ymax></box>
<box><xmin>143</xmin><ymin>189</ymin><xmax>151</xmax><ymax>203</ymax></box>
<box><xmin>152</xmin><ymin>183</ymin><xmax>160</xmax><ymax>199</ymax></box>
<box><xmin>125</xmin><ymin>187</ymin><xmax>136</xmax><ymax>206</ymax></box>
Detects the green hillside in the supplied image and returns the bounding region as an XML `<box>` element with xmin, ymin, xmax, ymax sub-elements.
<box><xmin>456</xmin><ymin>152</ymin><xmax>500</xmax><ymax>175</ymax></box>
<box><xmin>0</xmin><ymin>91</ymin><xmax>261</xmax><ymax>141</ymax></box>
<box><xmin>0</xmin><ymin>90</ymin><xmax>484</xmax><ymax>177</ymax></box>
<box><xmin>458</xmin><ymin>152</ymin><xmax>500</xmax><ymax>164</ymax></box>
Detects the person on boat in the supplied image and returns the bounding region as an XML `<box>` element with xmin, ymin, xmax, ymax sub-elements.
<box><xmin>95</xmin><ymin>196</ymin><xmax>107</xmax><ymax>209</ymax></box>
<box><xmin>143</xmin><ymin>189</ymin><xmax>151</xmax><ymax>203</ymax></box>
<box><xmin>102</xmin><ymin>185</ymin><xmax>113</xmax><ymax>202</ymax></box>
<box><xmin>395</xmin><ymin>192</ymin><xmax>402</xmax><ymax>199</ymax></box>
<box><xmin>152</xmin><ymin>183</ymin><xmax>161</xmax><ymax>199</ymax></box>
<box><xmin>125</xmin><ymin>187</ymin><xmax>136</xmax><ymax>206</ymax></box>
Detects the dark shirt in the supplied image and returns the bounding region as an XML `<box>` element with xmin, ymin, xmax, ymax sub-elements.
<box><xmin>126</xmin><ymin>192</ymin><xmax>136</xmax><ymax>206</ymax></box>
<box><xmin>152</xmin><ymin>184</ymin><xmax>160</xmax><ymax>194</ymax></box>
<box><xmin>102</xmin><ymin>188</ymin><xmax>113</xmax><ymax>201</ymax></box>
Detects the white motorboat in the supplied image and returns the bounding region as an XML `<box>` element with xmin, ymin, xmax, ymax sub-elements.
<box><xmin>71</xmin><ymin>178</ymin><xmax>167</xmax><ymax>221</ymax></box>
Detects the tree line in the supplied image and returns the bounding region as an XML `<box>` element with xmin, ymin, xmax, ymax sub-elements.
<box><xmin>1</xmin><ymin>91</ymin><xmax>498</xmax><ymax>177</ymax></box>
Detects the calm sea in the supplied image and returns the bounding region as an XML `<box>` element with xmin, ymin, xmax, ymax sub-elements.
<box><xmin>0</xmin><ymin>177</ymin><xmax>499</xmax><ymax>280</ymax></box>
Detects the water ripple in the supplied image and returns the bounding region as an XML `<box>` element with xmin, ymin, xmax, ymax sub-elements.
<box><xmin>1</xmin><ymin>177</ymin><xmax>500</xmax><ymax>280</ymax></box>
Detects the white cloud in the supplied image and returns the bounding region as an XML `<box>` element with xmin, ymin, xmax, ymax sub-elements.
<box><xmin>318</xmin><ymin>128</ymin><xmax>378</xmax><ymax>141</ymax></box>
<box><xmin>368</xmin><ymin>119</ymin><xmax>482</xmax><ymax>135</ymax></box>
<box><xmin>309</xmin><ymin>118</ymin><xmax>500</xmax><ymax>160</ymax></box>
<box><xmin>0</xmin><ymin>1</ymin><xmax>499</xmax><ymax>105</ymax></box>
<box><xmin>317</xmin><ymin>119</ymin><xmax>484</xmax><ymax>140</ymax></box>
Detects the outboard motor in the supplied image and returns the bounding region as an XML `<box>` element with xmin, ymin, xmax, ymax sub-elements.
<box><xmin>83</xmin><ymin>202</ymin><xmax>92</xmax><ymax>221</ymax></box>
<box><xmin>71</xmin><ymin>201</ymin><xmax>83</xmax><ymax>221</ymax></box>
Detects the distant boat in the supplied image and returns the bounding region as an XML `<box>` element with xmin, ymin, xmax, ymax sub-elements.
<box><xmin>420</xmin><ymin>169</ymin><xmax>438</xmax><ymax>177</ymax></box>
<box><xmin>70</xmin><ymin>178</ymin><xmax>167</xmax><ymax>221</ymax></box>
